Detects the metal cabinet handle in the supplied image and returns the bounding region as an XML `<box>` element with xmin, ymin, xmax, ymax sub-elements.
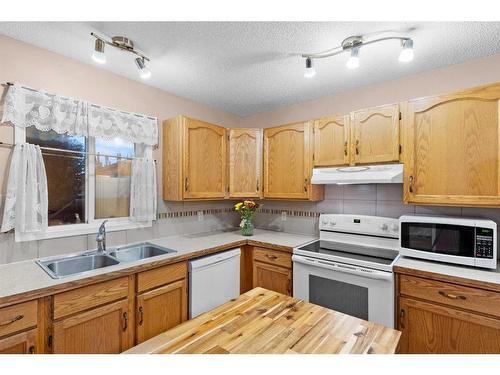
<box><xmin>138</xmin><ymin>306</ymin><xmax>144</xmax><ymax>326</ymax></box>
<box><xmin>256</xmin><ymin>179</ymin><xmax>259</xmax><ymax>192</ymax></box>
<box><xmin>0</xmin><ymin>314</ymin><xmax>24</xmax><ymax>327</ymax></box>
<box><xmin>355</xmin><ymin>140</ymin><xmax>359</xmax><ymax>155</ymax></box>
<box><xmin>438</xmin><ymin>291</ymin><xmax>466</xmax><ymax>300</ymax></box>
<box><xmin>28</xmin><ymin>345</ymin><xmax>36</xmax><ymax>354</ymax></box>
<box><xmin>304</xmin><ymin>178</ymin><xmax>308</xmax><ymax>193</ymax></box>
<box><xmin>266</xmin><ymin>254</ymin><xmax>278</xmax><ymax>260</ymax></box>
<box><xmin>408</xmin><ymin>175</ymin><xmax>414</xmax><ymax>193</ymax></box>
<box><xmin>122</xmin><ymin>312</ymin><xmax>128</xmax><ymax>332</ymax></box>
<box><xmin>344</xmin><ymin>141</ymin><xmax>348</xmax><ymax>156</ymax></box>
<box><xmin>399</xmin><ymin>309</ymin><xmax>405</xmax><ymax>329</ymax></box>
<box><xmin>185</xmin><ymin>177</ymin><xmax>189</xmax><ymax>192</ymax></box>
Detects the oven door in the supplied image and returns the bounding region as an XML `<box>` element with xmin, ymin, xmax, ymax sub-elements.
<box><xmin>292</xmin><ymin>254</ymin><xmax>394</xmax><ymax>328</ymax></box>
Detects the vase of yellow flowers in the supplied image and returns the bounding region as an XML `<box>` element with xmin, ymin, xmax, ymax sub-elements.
<box><xmin>234</xmin><ymin>200</ymin><xmax>260</xmax><ymax>236</ymax></box>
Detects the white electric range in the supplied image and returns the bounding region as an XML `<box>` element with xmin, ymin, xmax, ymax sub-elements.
<box><xmin>293</xmin><ymin>214</ymin><xmax>400</xmax><ymax>328</ymax></box>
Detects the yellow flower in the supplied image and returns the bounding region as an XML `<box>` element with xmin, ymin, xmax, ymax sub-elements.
<box><xmin>234</xmin><ymin>202</ymin><xmax>243</xmax><ymax>211</ymax></box>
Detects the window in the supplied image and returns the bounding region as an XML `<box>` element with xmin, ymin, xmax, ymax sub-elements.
<box><xmin>95</xmin><ymin>138</ymin><xmax>134</xmax><ymax>219</ymax></box>
<box><xmin>26</xmin><ymin>128</ymin><xmax>87</xmax><ymax>226</ymax></box>
<box><xmin>17</xmin><ymin>127</ymin><xmax>152</xmax><ymax>241</ymax></box>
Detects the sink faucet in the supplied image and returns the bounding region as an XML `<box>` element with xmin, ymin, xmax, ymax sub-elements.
<box><xmin>96</xmin><ymin>220</ymin><xmax>108</xmax><ymax>253</ymax></box>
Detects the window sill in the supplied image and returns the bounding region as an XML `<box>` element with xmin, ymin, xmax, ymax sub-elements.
<box><xmin>14</xmin><ymin>219</ymin><xmax>153</xmax><ymax>243</ymax></box>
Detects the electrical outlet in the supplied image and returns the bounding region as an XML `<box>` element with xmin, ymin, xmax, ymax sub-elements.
<box><xmin>197</xmin><ymin>210</ymin><xmax>204</xmax><ymax>221</ymax></box>
<box><xmin>281</xmin><ymin>211</ymin><xmax>287</xmax><ymax>221</ymax></box>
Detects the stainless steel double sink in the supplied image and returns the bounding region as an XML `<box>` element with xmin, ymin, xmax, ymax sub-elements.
<box><xmin>36</xmin><ymin>243</ymin><xmax>177</xmax><ymax>279</ymax></box>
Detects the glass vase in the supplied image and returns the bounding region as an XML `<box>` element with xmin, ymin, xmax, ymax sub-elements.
<box><xmin>241</xmin><ymin>218</ymin><xmax>254</xmax><ymax>236</ymax></box>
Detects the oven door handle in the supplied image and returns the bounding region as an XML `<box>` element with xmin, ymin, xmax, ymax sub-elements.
<box><xmin>292</xmin><ymin>255</ymin><xmax>393</xmax><ymax>281</ymax></box>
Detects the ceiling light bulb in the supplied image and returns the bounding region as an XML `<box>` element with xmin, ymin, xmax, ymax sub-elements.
<box><xmin>304</xmin><ymin>57</ymin><xmax>316</xmax><ymax>78</ymax></box>
<box><xmin>399</xmin><ymin>39</ymin><xmax>414</xmax><ymax>62</ymax></box>
<box><xmin>135</xmin><ymin>57</ymin><xmax>152</xmax><ymax>80</ymax></box>
<box><xmin>92</xmin><ymin>38</ymin><xmax>106</xmax><ymax>64</ymax></box>
<box><xmin>346</xmin><ymin>47</ymin><xmax>360</xmax><ymax>70</ymax></box>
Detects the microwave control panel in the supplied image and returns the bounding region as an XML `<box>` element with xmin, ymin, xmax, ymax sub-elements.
<box><xmin>475</xmin><ymin>227</ymin><xmax>494</xmax><ymax>259</ymax></box>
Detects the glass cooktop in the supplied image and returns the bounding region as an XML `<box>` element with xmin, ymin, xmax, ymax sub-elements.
<box><xmin>296</xmin><ymin>240</ymin><xmax>398</xmax><ymax>266</ymax></box>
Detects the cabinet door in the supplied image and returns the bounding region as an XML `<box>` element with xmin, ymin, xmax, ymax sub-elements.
<box><xmin>263</xmin><ymin>121</ymin><xmax>312</xmax><ymax>199</ymax></box>
<box><xmin>252</xmin><ymin>261</ymin><xmax>291</xmax><ymax>296</ymax></box>
<box><xmin>136</xmin><ymin>279</ymin><xmax>188</xmax><ymax>344</ymax></box>
<box><xmin>52</xmin><ymin>299</ymin><xmax>131</xmax><ymax>354</ymax></box>
<box><xmin>403</xmin><ymin>84</ymin><xmax>500</xmax><ymax>206</ymax></box>
<box><xmin>313</xmin><ymin>115</ymin><xmax>350</xmax><ymax>166</ymax></box>
<box><xmin>0</xmin><ymin>329</ymin><xmax>37</xmax><ymax>354</ymax></box>
<box><xmin>229</xmin><ymin>128</ymin><xmax>263</xmax><ymax>198</ymax></box>
<box><xmin>398</xmin><ymin>297</ymin><xmax>500</xmax><ymax>354</ymax></box>
<box><xmin>351</xmin><ymin>103</ymin><xmax>400</xmax><ymax>164</ymax></box>
<box><xmin>183</xmin><ymin>118</ymin><xmax>227</xmax><ymax>199</ymax></box>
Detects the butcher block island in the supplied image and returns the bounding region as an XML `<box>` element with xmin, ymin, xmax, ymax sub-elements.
<box><xmin>124</xmin><ymin>287</ymin><xmax>401</xmax><ymax>354</ymax></box>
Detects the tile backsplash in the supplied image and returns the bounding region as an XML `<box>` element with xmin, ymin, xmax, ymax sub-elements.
<box><xmin>2</xmin><ymin>184</ymin><xmax>500</xmax><ymax>264</ymax></box>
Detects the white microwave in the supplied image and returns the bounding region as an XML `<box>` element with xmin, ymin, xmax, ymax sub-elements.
<box><xmin>399</xmin><ymin>215</ymin><xmax>497</xmax><ymax>269</ymax></box>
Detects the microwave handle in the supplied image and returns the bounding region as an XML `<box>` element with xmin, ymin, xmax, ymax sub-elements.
<box><xmin>292</xmin><ymin>255</ymin><xmax>393</xmax><ymax>281</ymax></box>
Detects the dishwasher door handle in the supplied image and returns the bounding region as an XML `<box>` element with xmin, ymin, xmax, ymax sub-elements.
<box><xmin>292</xmin><ymin>255</ymin><xmax>393</xmax><ymax>281</ymax></box>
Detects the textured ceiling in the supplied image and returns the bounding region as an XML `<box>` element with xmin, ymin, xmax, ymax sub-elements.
<box><xmin>1</xmin><ymin>22</ymin><xmax>500</xmax><ymax>117</ymax></box>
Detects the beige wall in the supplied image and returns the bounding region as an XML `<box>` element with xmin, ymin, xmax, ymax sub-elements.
<box><xmin>239</xmin><ymin>53</ymin><xmax>500</xmax><ymax>128</ymax></box>
<box><xmin>0</xmin><ymin>34</ymin><xmax>241</xmax><ymax>204</ymax></box>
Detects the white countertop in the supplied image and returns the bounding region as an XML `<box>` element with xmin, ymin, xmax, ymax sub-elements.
<box><xmin>395</xmin><ymin>256</ymin><xmax>500</xmax><ymax>286</ymax></box>
<box><xmin>0</xmin><ymin>229</ymin><xmax>316</xmax><ymax>301</ymax></box>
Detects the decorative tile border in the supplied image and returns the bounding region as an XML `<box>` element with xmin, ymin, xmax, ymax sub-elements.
<box><xmin>157</xmin><ymin>207</ymin><xmax>320</xmax><ymax>220</ymax></box>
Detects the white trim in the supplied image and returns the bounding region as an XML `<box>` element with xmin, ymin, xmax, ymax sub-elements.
<box><xmin>13</xmin><ymin>127</ymin><xmax>154</xmax><ymax>243</ymax></box>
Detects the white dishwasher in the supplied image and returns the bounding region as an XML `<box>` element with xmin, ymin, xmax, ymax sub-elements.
<box><xmin>188</xmin><ymin>248</ymin><xmax>241</xmax><ymax>318</ymax></box>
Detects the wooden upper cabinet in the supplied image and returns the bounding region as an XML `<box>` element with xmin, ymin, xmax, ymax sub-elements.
<box><xmin>313</xmin><ymin>115</ymin><xmax>350</xmax><ymax>167</ymax></box>
<box><xmin>403</xmin><ymin>83</ymin><xmax>500</xmax><ymax>207</ymax></box>
<box><xmin>263</xmin><ymin>121</ymin><xmax>323</xmax><ymax>200</ymax></box>
<box><xmin>163</xmin><ymin>116</ymin><xmax>227</xmax><ymax>200</ymax></box>
<box><xmin>351</xmin><ymin>103</ymin><xmax>400</xmax><ymax>164</ymax></box>
<box><xmin>228</xmin><ymin>128</ymin><xmax>263</xmax><ymax>198</ymax></box>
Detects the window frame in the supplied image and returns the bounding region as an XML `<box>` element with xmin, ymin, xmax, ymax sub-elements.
<box><xmin>15</xmin><ymin>127</ymin><xmax>154</xmax><ymax>243</ymax></box>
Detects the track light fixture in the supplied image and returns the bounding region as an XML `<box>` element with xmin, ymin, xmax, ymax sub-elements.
<box><xmin>92</xmin><ymin>38</ymin><xmax>106</xmax><ymax>64</ymax></box>
<box><xmin>90</xmin><ymin>33</ymin><xmax>152</xmax><ymax>80</ymax></box>
<box><xmin>302</xmin><ymin>34</ymin><xmax>414</xmax><ymax>78</ymax></box>
<box><xmin>398</xmin><ymin>38</ymin><xmax>414</xmax><ymax>62</ymax></box>
<box><xmin>135</xmin><ymin>57</ymin><xmax>151</xmax><ymax>80</ymax></box>
<box><xmin>304</xmin><ymin>57</ymin><xmax>316</xmax><ymax>78</ymax></box>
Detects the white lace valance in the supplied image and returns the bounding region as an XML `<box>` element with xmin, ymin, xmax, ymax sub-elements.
<box><xmin>88</xmin><ymin>104</ymin><xmax>158</xmax><ymax>146</ymax></box>
<box><xmin>1</xmin><ymin>84</ymin><xmax>158</xmax><ymax>145</ymax></box>
<box><xmin>1</xmin><ymin>84</ymin><xmax>88</xmax><ymax>136</ymax></box>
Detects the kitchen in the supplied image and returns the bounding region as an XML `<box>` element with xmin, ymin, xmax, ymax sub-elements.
<box><xmin>1</xmin><ymin>3</ymin><xmax>500</xmax><ymax>371</ymax></box>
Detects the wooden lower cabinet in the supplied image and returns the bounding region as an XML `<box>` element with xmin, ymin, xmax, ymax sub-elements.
<box><xmin>0</xmin><ymin>328</ymin><xmax>37</xmax><ymax>354</ymax></box>
<box><xmin>398</xmin><ymin>297</ymin><xmax>500</xmax><ymax>354</ymax></box>
<box><xmin>253</xmin><ymin>261</ymin><xmax>292</xmax><ymax>296</ymax></box>
<box><xmin>396</xmin><ymin>270</ymin><xmax>500</xmax><ymax>354</ymax></box>
<box><xmin>52</xmin><ymin>299</ymin><xmax>131</xmax><ymax>354</ymax></box>
<box><xmin>136</xmin><ymin>279</ymin><xmax>188</xmax><ymax>344</ymax></box>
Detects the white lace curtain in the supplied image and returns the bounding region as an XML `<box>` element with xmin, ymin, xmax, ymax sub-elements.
<box><xmin>2</xmin><ymin>84</ymin><xmax>158</xmax><ymax>145</ymax></box>
<box><xmin>130</xmin><ymin>158</ymin><xmax>157</xmax><ymax>222</ymax></box>
<box><xmin>1</xmin><ymin>144</ymin><xmax>48</xmax><ymax>234</ymax></box>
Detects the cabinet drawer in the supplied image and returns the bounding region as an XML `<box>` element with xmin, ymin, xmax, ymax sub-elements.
<box><xmin>399</xmin><ymin>274</ymin><xmax>500</xmax><ymax>318</ymax></box>
<box><xmin>0</xmin><ymin>300</ymin><xmax>38</xmax><ymax>338</ymax></box>
<box><xmin>253</xmin><ymin>247</ymin><xmax>291</xmax><ymax>269</ymax></box>
<box><xmin>137</xmin><ymin>262</ymin><xmax>188</xmax><ymax>293</ymax></box>
<box><xmin>53</xmin><ymin>277</ymin><xmax>129</xmax><ymax>320</ymax></box>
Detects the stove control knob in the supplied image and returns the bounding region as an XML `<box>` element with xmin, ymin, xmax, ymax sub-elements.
<box><xmin>329</xmin><ymin>220</ymin><xmax>337</xmax><ymax>226</ymax></box>
<box><xmin>391</xmin><ymin>224</ymin><xmax>399</xmax><ymax>232</ymax></box>
<box><xmin>380</xmin><ymin>224</ymin><xmax>388</xmax><ymax>231</ymax></box>
<box><xmin>321</xmin><ymin>219</ymin><xmax>328</xmax><ymax>226</ymax></box>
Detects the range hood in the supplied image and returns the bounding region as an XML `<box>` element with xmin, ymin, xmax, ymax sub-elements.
<box><xmin>311</xmin><ymin>163</ymin><xmax>403</xmax><ymax>185</ymax></box>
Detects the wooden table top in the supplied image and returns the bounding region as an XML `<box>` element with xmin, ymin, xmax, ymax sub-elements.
<box><xmin>125</xmin><ymin>287</ymin><xmax>401</xmax><ymax>354</ymax></box>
